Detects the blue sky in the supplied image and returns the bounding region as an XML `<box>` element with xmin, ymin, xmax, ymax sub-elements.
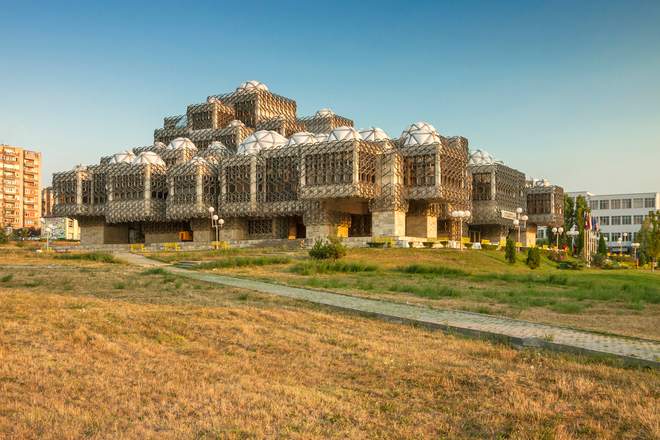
<box><xmin>1</xmin><ymin>0</ymin><xmax>659</xmax><ymax>193</ymax></box>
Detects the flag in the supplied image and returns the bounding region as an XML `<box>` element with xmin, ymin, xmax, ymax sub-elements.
<box><xmin>584</xmin><ymin>212</ymin><xmax>592</xmax><ymax>231</ymax></box>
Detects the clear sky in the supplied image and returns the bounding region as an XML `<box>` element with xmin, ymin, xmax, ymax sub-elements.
<box><xmin>1</xmin><ymin>0</ymin><xmax>659</xmax><ymax>193</ymax></box>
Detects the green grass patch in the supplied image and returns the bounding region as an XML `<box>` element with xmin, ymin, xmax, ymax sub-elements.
<box><xmin>197</xmin><ymin>256</ymin><xmax>291</xmax><ymax>270</ymax></box>
<box><xmin>55</xmin><ymin>252</ymin><xmax>117</xmax><ymax>263</ymax></box>
<box><xmin>113</xmin><ymin>282</ymin><xmax>126</xmax><ymax>290</ymax></box>
<box><xmin>290</xmin><ymin>261</ymin><xmax>377</xmax><ymax>275</ymax></box>
<box><xmin>140</xmin><ymin>268</ymin><xmax>168</xmax><ymax>276</ymax></box>
<box><xmin>396</xmin><ymin>264</ymin><xmax>469</xmax><ymax>277</ymax></box>
<box><xmin>389</xmin><ymin>283</ymin><xmax>460</xmax><ymax>299</ymax></box>
<box><xmin>0</xmin><ymin>274</ymin><xmax>13</xmax><ymax>283</ymax></box>
<box><xmin>550</xmin><ymin>302</ymin><xmax>587</xmax><ymax>314</ymax></box>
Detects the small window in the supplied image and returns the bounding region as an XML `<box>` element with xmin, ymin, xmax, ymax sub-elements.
<box><xmin>599</xmin><ymin>200</ymin><xmax>609</xmax><ymax>210</ymax></box>
<box><xmin>645</xmin><ymin>198</ymin><xmax>656</xmax><ymax>208</ymax></box>
<box><xmin>611</xmin><ymin>199</ymin><xmax>621</xmax><ymax>209</ymax></box>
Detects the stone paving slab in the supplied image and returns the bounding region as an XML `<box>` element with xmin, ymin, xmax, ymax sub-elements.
<box><xmin>117</xmin><ymin>253</ymin><xmax>660</xmax><ymax>368</ymax></box>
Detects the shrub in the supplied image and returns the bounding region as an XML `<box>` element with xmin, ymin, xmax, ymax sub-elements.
<box><xmin>526</xmin><ymin>247</ymin><xmax>541</xmax><ymax>269</ymax></box>
<box><xmin>309</xmin><ymin>237</ymin><xmax>347</xmax><ymax>260</ymax></box>
<box><xmin>597</xmin><ymin>235</ymin><xmax>608</xmax><ymax>256</ymax></box>
<box><xmin>0</xmin><ymin>230</ymin><xmax>8</xmax><ymax>244</ymax></box>
<box><xmin>547</xmin><ymin>251</ymin><xmax>567</xmax><ymax>263</ymax></box>
<box><xmin>591</xmin><ymin>253</ymin><xmax>607</xmax><ymax>268</ymax></box>
<box><xmin>0</xmin><ymin>274</ymin><xmax>13</xmax><ymax>282</ymax></box>
<box><xmin>558</xmin><ymin>260</ymin><xmax>584</xmax><ymax>270</ymax></box>
<box><xmin>505</xmin><ymin>238</ymin><xmax>516</xmax><ymax>264</ymax></box>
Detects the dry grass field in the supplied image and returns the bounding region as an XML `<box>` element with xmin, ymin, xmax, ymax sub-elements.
<box><xmin>0</xmin><ymin>244</ymin><xmax>659</xmax><ymax>439</ymax></box>
<box><xmin>152</xmin><ymin>246</ymin><xmax>660</xmax><ymax>340</ymax></box>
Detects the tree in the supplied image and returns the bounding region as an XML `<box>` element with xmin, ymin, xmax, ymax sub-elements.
<box><xmin>574</xmin><ymin>195</ymin><xmax>590</xmax><ymax>255</ymax></box>
<box><xmin>505</xmin><ymin>238</ymin><xmax>516</xmax><ymax>264</ymax></box>
<box><xmin>0</xmin><ymin>229</ymin><xmax>8</xmax><ymax>244</ymax></box>
<box><xmin>639</xmin><ymin>211</ymin><xmax>660</xmax><ymax>271</ymax></box>
<box><xmin>598</xmin><ymin>234</ymin><xmax>608</xmax><ymax>256</ymax></box>
<box><xmin>526</xmin><ymin>247</ymin><xmax>541</xmax><ymax>269</ymax></box>
<box><xmin>562</xmin><ymin>195</ymin><xmax>575</xmax><ymax>248</ymax></box>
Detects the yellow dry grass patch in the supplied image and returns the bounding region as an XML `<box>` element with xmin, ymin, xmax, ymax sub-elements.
<box><xmin>0</xmin><ymin>281</ymin><xmax>658</xmax><ymax>438</ymax></box>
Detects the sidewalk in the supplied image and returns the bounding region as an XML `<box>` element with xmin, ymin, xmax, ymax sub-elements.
<box><xmin>117</xmin><ymin>252</ymin><xmax>660</xmax><ymax>367</ymax></box>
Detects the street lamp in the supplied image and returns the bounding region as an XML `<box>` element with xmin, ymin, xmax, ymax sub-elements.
<box><xmin>209</xmin><ymin>206</ymin><xmax>225</xmax><ymax>244</ymax></box>
<box><xmin>552</xmin><ymin>226</ymin><xmax>564</xmax><ymax>251</ymax></box>
<box><xmin>566</xmin><ymin>225</ymin><xmax>579</xmax><ymax>255</ymax></box>
<box><xmin>631</xmin><ymin>242</ymin><xmax>640</xmax><ymax>267</ymax></box>
<box><xmin>451</xmin><ymin>210</ymin><xmax>471</xmax><ymax>251</ymax></box>
<box><xmin>622</xmin><ymin>232</ymin><xmax>628</xmax><ymax>255</ymax></box>
<box><xmin>512</xmin><ymin>208</ymin><xmax>528</xmax><ymax>251</ymax></box>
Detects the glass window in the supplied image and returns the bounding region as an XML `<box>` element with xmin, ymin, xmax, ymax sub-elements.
<box><xmin>599</xmin><ymin>200</ymin><xmax>609</xmax><ymax>209</ymax></box>
<box><xmin>600</xmin><ymin>216</ymin><xmax>610</xmax><ymax>225</ymax></box>
<box><xmin>645</xmin><ymin>198</ymin><xmax>656</xmax><ymax>208</ymax></box>
<box><xmin>633</xmin><ymin>198</ymin><xmax>644</xmax><ymax>208</ymax></box>
<box><xmin>611</xmin><ymin>199</ymin><xmax>621</xmax><ymax>209</ymax></box>
<box><xmin>622</xmin><ymin>215</ymin><xmax>631</xmax><ymax>225</ymax></box>
<box><xmin>611</xmin><ymin>216</ymin><xmax>621</xmax><ymax>225</ymax></box>
<box><xmin>589</xmin><ymin>200</ymin><xmax>599</xmax><ymax>210</ymax></box>
<box><xmin>634</xmin><ymin>215</ymin><xmax>644</xmax><ymax>224</ymax></box>
<box><xmin>621</xmin><ymin>199</ymin><xmax>632</xmax><ymax>209</ymax></box>
<box><xmin>611</xmin><ymin>232</ymin><xmax>621</xmax><ymax>241</ymax></box>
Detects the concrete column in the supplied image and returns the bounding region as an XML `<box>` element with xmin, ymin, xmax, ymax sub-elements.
<box><xmin>352</xmin><ymin>147</ymin><xmax>359</xmax><ymax>184</ymax></box>
<box><xmin>371</xmin><ymin>211</ymin><xmax>406</xmax><ymax>238</ymax></box>
<box><xmin>144</xmin><ymin>166</ymin><xmax>152</xmax><ymax>217</ymax></box>
<box><xmin>250</xmin><ymin>156</ymin><xmax>257</xmax><ymax>210</ymax></box>
<box><xmin>195</xmin><ymin>170</ymin><xmax>203</xmax><ymax>209</ymax></box>
<box><xmin>406</xmin><ymin>214</ymin><xmax>438</xmax><ymax>239</ymax></box>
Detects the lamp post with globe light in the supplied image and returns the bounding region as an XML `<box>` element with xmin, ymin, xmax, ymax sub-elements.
<box><xmin>513</xmin><ymin>207</ymin><xmax>528</xmax><ymax>251</ymax></box>
<box><xmin>208</xmin><ymin>206</ymin><xmax>225</xmax><ymax>244</ymax></box>
<box><xmin>566</xmin><ymin>225</ymin><xmax>580</xmax><ymax>255</ymax></box>
<box><xmin>450</xmin><ymin>210</ymin><xmax>471</xmax><ymax>251</ymax></box>
<box><xmin>552</xmin><ymin>226</ymin><xmax>564</xmax><ymax>251</ymax></box>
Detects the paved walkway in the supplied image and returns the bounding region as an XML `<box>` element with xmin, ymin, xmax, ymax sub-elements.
<box><xmin>117</xmin><ymin>253</ymin><xmax>660</xmax><ymax>367</ymax></box>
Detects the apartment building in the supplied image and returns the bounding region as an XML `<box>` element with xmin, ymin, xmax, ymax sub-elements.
<box><xmin>0</xmin><ymin>145</ymin><xmax>41</xmax><ymax>230</ymax></box>
<box><xmin>41</xmin><ymin>186</ymin><xmax>80</xmax><ymax>240</ymax></box>
<box><xmin>567</xmin><ymin>191</ymin><xmax>659</xmax><ymax>251</ymax></box>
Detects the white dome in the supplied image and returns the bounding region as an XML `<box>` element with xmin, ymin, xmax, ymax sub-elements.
<box><xmin>469</xmin><ymin>149</ymin><xmax>496</xmax><ymax>166</ymax></box>
<box><xmin>109</xmin><ymin>150</ymin><xmax>135</xmax><ymax>164</ymax></box>
<box><xmin>206</xmin><ymin>141</ymin><xmax>230</xmax><ymax>155</ymax></box>
<box><xmin>237</xmin><ymin>130</ymin><xmax>287</xmax><ymax>155</ymax></box>
<box><xmin>227</xmin><ymin>119</ymin><xmax>245</xmax><ymax>128</ymax></box>
<box><xmin>400</xmin><ymin>121</ymin><xmax>441</xmax><ymax>147</ymax></box>
<box><xmin>174</xmin><ymin>115</ymin><xmax>188</xmax><ymax>129</ymax></box>
<box><xmin>286</xmin><ymin>131</ymin><xmax>316</xmax><ymax>146</ymax></box>
<box><xmin>328</xmin><ymin>126</ymin><xmax>361</xmax><ymax>142</ymax></box>
<box><xmin>359</xmin><ymin>127</ymin><xmax>390</xmax><ymax>142</ymax></box>
<box><xmin>315</xmin><ymin>108</ymin><xmax>335</xmax><ymax>117</ymax></box>
<box><xmin>153</xmin><ymin>141</ymin><xmax>167</xmax><ymax>150</ymax></box>
<box><xmin>132</xmin><ymin>151</ymin><xmax>166</xmax><ymax>167</ymax></box>
<box><xmin>168</xmin><ymin>138</ymin><xmax>197</xmax><ymax>151</ymax></box>
<box><xmin>188</xmin><ymin>156</ymin><xmax>209</xmax><ymax>166</ymax></box>
<box><xmin>236</xmin><ymin>80</ymin><xmax>269</xmax><ymax>93</ymax></box>
<box><xmin>314</xmin><ymin>133</ymin><xmax>329</xmax><ymax>142</ymax></box>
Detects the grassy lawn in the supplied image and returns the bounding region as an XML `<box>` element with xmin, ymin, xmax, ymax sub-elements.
<box><xmin>150</xmin><ymin>246</ymin><xmax>660</xmax><ymax>340</ymax></box>
<box><xmin>0</xmin><ymin>245</ymin><xmax>658</xmax><ymax>438</ymax></box>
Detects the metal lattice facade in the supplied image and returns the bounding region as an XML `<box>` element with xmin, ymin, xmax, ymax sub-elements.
<box><xmin>51</xmin><ymin>81</ymin><xmax>562</xmax><ymax>245</ymax></box>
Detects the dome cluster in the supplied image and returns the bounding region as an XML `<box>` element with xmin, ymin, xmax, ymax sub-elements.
<box><xmin>359</xmin><ymin>127</ymin><xmax>389</xmax><ymax>142</ymax></box>
<box><xmin>236</xmin><ymin>80</ymin><xmax>269</xmax><ymax>93</ymax></box>
<box><xmin>399</xmin><ymin>122</ymin><xmax>441</xmax><ymax>147</ymax></box>
<box><xmin>315</xmin><ymin>108</ymin><xmax>335</xmax><ymax>117</ymax></box>
<box><xmin>109</xmin><ymin>150</ymin><xmax>135</xmax><ymax>164</ymax></box>
<box><xmin>132</xmin><ymin>151</ymin><xmax>166</xmax><ymax>167</ymax></box>
<box><xmin>237</xmin><ymin>130</ymin><xmax>287</xmax><ymax>155</ymax></box>
<box><xmin>468</xmin><ymin>149</ymin><xmax>503</xmax><ymax>166</ymax></box>
<box><xmin>286</xmin><ymin>131</ymin><xmax>316</xmax><ymax>146</ymax></box>
<box><xmin>168</xmin><ymin>137</ymin><xmax>197</xmax><ymax>151</ymax></box>
<box><xmin>328</xmin><ymin>126</ymin><xmax>361</xmax><ymax>142</ymax></box>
